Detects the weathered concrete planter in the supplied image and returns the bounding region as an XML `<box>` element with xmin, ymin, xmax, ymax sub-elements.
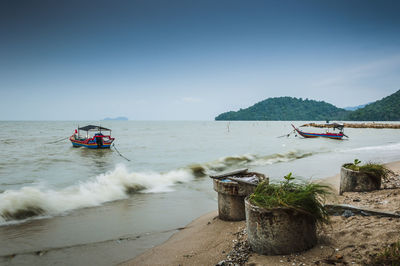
<box><xmin>213</xmin><ymin>172</ymin><xmax>266</xmax><ymax>221</ymax></box>
<box><xmin>339</xmin><ymin>166</ymin><xmax>381</xmax><ymax>195</ymax></box>
<box><xmin>245</xmin><ymin>197</ymin><xmax>317</xmax><ymax>255</ymax></box>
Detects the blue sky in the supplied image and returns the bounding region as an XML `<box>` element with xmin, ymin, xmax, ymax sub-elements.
<box><xmin>1</xmin><ymin>0</ymin><xmax>400</xmax><ymax>120</ymax></box>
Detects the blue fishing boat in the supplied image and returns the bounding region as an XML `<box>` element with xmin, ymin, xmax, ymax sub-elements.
<box><xmin>291</xmin><ymin>124</ymin><xmax>348</xmax><ymax>140</ymax></box>
<box><xmin>70</xmin><ymin>125</ymin><xmax>115</xmax><ymax>148</ymax></box>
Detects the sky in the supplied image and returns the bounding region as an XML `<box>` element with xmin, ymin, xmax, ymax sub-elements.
<box><xmin>1</xmin><ymin>0</ymin><xmax>400</xmax><ymax>120</ymax></box>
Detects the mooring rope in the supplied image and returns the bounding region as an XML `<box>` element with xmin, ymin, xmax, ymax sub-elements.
<box><xmin>112</xmin><ymin>143</ymin><xmax>131</xmax><ymax>161</ymax></box>
<box><xmin>46</xmin><ymin>137</ymin><xmax>69</xmax><ymax>144</ymax></box>
<box><xmin>277</xmin><ymin>130</ymin><xmax>295</xmax><ymax>138</ymax></box>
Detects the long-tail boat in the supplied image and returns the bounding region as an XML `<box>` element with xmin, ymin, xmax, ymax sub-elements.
<box><xmin>291</xmin><ymin>124</ymin><xmax>347</xmax><ymax>140</ymax></box>
<box><xmin>70</xmin><ymin>125</ymin><xmax>115</xmax><ymax>148</ymax></box>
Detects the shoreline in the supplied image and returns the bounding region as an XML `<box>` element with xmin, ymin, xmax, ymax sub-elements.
<box><xmin>301</xmin><ymin>122</ymin><xmax>400</xmax><ymax>129</ymax></box>
<box><xmin>121</xmin><ymin>160</ymin><xmax>400</xmax><ymax>266</ymax></box>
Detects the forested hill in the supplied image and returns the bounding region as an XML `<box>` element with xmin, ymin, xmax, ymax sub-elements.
<box><xmin>345</xmin><ymin>89</ymin><xmax>400</xmax><ymax>121</ymax></box>
<box><xmin>215</xmin><ymin>90</ymin><xmax>400</xmax><ymax>121</ymax></box>
<box><xmin>215</xmin><ymin>97</ymin><xmax>350</xmax><ymax>121</ymax></box>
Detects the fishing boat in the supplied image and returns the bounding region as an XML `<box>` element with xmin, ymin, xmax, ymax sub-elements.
<box><xmin>70</xmin><ymin>125</ymin><xmax>115</xmax><ymax>148</ymax></box>
<box><xmin>291</xmin><ymin>124</ymin><xmax>347</xmax><ymax>140</ymax></box>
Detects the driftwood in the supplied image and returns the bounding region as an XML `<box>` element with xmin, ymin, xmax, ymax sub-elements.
<box><xmin>209</xmin><ymin>168</ymin><xmax>248</xmax><ymax>180</ymax></box>
<box><xmin>325</xmin><ymin>204</ymin><xmax>400</xmax><ymax>218</ymax></box>
<box><xmin>210</xmin><ymin>168</ymin><xmax>266</xmax><ymax>186</ymax></box>
<box><xmin>301</xmin><ymin>122</ymin><xmax>400</xmax><ymax>129</ymax></box>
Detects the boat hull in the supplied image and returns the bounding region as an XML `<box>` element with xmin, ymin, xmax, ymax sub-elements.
<box><xmin>296</xmin><ymin>131</ymin><xmax>343</xmax><ymax>139</ymax></box>
<box><xmin>291</xmin><ymin>124</ymin><xmax>344</xmax><ymax>140</ymax></box>
<box><xmin>69</xmin><ymin>136</ymin><xmax>114</xmax><ymax>149</ymax></box>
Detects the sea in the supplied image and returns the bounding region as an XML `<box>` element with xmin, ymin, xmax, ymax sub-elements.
<box><xmin>0</xmin><ymin>121</ymin><xmax>399</xmax><ymax>265</ymax></box>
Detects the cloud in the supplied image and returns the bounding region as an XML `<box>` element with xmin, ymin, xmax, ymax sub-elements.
<box><xmin>181</xmin><ymin>97</ymin><xmax>203</xmax><ymax>103</ymax></box>
<box><xmin>311</xmin><ymin>54</ymin><xmax>400</xmax><ymax>88</ymax></box>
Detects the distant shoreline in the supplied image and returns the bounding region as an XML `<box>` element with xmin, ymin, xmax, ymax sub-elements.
<box><xmin>302</xmin><ymin>122</ymin><xmax>400</xmax><ymax>129</ymax></box>
<box><xmin>102</xmin><ymin>117</ymin><xmax>128</xmax><ymax>121</ymax></box>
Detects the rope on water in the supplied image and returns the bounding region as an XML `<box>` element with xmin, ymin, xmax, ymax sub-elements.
<box><xmin>277</xmin><ymin>130</ymin><xmax>295</xmax><ymax>138</ymax></box>
<box><xmin>112</xmin><ymin>143</ymin><xmax>131</xmax><ymax>161</ymax></box>
<box><xmin>46</xmin><ymin>137</ymin><xmax>69</xmax><ymax>144</ymax></box>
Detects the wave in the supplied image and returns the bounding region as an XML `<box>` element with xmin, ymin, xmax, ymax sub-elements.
<box><xmin>188</xmin><ymin>150</ymin><xmax>314</xmax><ymax>175</ymax></box>
<box><xmin>0</xmin><ymin>150</ymin><xmax>314</xmax><ymax>224</ymax></box>
<box><xmin>0</xmin><ymin>165</ymin><xmax>193</xmax><ymax>224</ymax></box>
<box><xmin>344</xmin><ymin>142</ymin><xmax>400</xmax><ymax>152</ymax></box>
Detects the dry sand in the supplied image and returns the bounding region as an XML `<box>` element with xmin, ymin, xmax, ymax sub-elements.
<box><xmin>122</xmin><ymin>161</ymin><xmax>400</xmax><ymax>266</ymax></box>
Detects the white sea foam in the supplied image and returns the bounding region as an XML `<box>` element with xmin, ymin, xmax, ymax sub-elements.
<box><xmin>185</xmin><ymin>150</ymin><xmax>315</xmax><ymax>177</ymax></box>
<box><xmin>209</xmin><ymin>150</ymin><xmax>314</xmax><ymax>168</ymax></box>
<box><xmin>0</xmin><ymin>164</ymin><xmax>193</xmax><ymax>224</ymax></box>
<box><xmin>0</xmin><ymin>150</ymin><xmax>315</xmax><ymax>224</ymax></box>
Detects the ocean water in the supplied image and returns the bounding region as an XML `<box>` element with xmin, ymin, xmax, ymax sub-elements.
<box><xmin>0</xmin><ymin>121</ymin><xmax>399</xmax><ymax>265</ymax></box>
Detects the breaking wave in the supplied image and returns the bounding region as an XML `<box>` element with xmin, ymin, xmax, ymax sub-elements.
<box><xmin>188</xmin><ymin>150</ymin><xmax>314</xmax><ymax>175</ymax></box>
<box><xmin>0</xmin><ymin>150</ymin><xmax>314</xmax><ymax>224</ymax></box>
<box><xmin>0</xmin><ymin>165</ymin><xmax>193</xmax><ymax>224</ymax></box>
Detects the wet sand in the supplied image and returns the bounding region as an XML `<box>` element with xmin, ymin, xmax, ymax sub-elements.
<box><xmin>123</xmin><ymin>161</ymin><xmax>400</xmax><ymax>266</ymax></box>
<box><xmin>0</xmin><ymin>198</ymin><xmax>177</xmax><ymax>266</ymax></box>
<box><xmin>0</xmin><ymin>185</ymin><xmax>216</xmax><ymax>266</ymax></box>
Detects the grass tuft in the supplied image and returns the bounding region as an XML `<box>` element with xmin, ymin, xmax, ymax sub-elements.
<box><xmin>249</xmin><ymin>173</ymin><xmax>331</xmax><ymax>225</ymax></box>
<box><xmin>369</xmin><ymin>240</ymin><xmax>400</xmax><ymax>266</ymax></box>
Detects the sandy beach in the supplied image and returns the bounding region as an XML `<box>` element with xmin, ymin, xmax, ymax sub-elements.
<box><xmin>122</xmin><ymin>161</ymin><xmax>400</xmax><ymax>266</ymax></box>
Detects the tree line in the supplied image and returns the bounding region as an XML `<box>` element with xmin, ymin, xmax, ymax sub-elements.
<box><xmin>215</xmin><ymin>90</ymin><xmax>400</xmax><ymax>121</ymax></box>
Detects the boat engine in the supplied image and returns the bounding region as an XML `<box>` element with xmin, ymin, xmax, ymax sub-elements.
<box><xmin>95</xmin><ymin>135</ymin><xmax>103</xmax><ymax>147</ymax></box>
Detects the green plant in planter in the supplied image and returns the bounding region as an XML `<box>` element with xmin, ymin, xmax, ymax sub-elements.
<box><xmin>343</xmin><ymin>160</ymin><xmax>391</xmax><ymax>185</ymax></box>
<box><xmin>249</xmin><ymin>173</ymin><xmax>331</xmax><ymax>225</ymax></box>
<box><xmin>343</xmin><ymin>159</ymin><xmax>362</xmax><ymax>171</ymax></box>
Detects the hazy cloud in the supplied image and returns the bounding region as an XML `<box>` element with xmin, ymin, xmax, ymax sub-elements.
<box><xmin>312</xmin><ymin>54</ymin><xmax>400</xmax><ymax>88</ymax></box>
<box><xmin>181</xmin><ymin>97</ymin><xmax>203</xmax><ymax>103</ymax></box>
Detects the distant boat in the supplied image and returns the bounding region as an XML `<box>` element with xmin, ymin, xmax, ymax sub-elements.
<box><xmin>291</xmin><ymin>124</ymin><xmax>347</xmax><ymax>140</ymax></box>
<box><xmin>70</xmin><ymin>125</ymin><xmax>115</xmax><ymax>148</ymax></box>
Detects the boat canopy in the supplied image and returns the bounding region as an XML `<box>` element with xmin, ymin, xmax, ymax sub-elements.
<box><xmin>331</xmin><ymin>123</ymin><xmax>344</xmax><ymax>131</ymax></box>
<box><xmin>78</xmin><ymin>125</ymin><xmax>111</xmax><ymax>132</ymax></box>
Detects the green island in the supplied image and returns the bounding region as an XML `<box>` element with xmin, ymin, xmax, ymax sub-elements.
<box><xmin>215</xmin><ymin>89</ymin><xmax>400</xmax><ymax>121</ymax></box>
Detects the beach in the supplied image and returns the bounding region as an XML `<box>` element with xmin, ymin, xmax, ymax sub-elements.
<box><xmin>2</xmin><ymin>1</ymin><xmax>400</xmax><ymax>265</ymax></box>
<box><xmin>122</xmin><ymin>161</ymin><xmax>400</xmax><ymax>266</ymax></box>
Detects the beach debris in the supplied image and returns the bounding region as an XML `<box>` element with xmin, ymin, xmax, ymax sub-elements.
<box><xmin>35</xmin><ymin>251</ymin><xmax>45</xmax><ymax>256</ymax></box>
<box><xmin>360</xmin><ymin>211</ymin><xmax>371</xmax><ymax>216</ymax></box>
<box><xmin>325</xmin><ymin>204</ymin><xmax>400</xmax><ymax>218</ymax></box>
<box><xmin>209</xmin><ymin>168</ymin><xmax>249</xmax><ymax>180</ymax></box>
<box><xmin>342</xmin><ymin>210</ymin><xmax>355</xmax><ymax>218</ymax></box>
<box><xmin>216</xmin><ymin>227</ymin><xmax>250</xmax><ymax>266</ymax></box>
<box><xmin>228</xmin><ymin>175</ymin><xmax>260</xmax><ymax>186</ymax></box>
